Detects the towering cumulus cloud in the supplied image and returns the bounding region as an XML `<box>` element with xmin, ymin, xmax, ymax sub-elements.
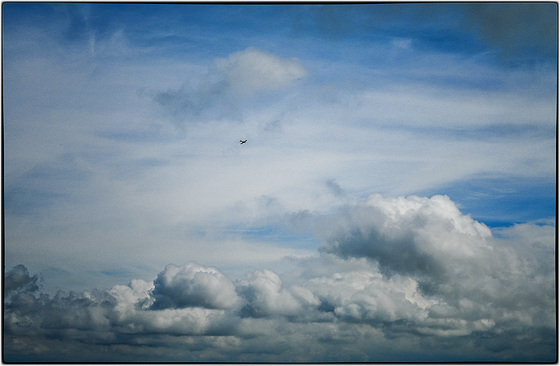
<box><xmin>320</xmin><ymin>195</ymin><xmax>493</xmax><ymax>287</ymax></box>
<box><xmin>313</xmin><ymin>195</ymin><xmax>555</xmax><ymax>344</ymax></box>
<box><xmin>4</xmin><ymin>194</ymin><xmax>555</xmax><ymax>362</ymax></box>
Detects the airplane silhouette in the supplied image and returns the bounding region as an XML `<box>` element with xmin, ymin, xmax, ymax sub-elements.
<box><xmin>240</xmin><ymin>140</ymin><xmax>247</xmax><ymax>144</ymax></box>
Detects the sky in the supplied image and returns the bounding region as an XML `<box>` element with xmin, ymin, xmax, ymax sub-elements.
<box><xmin>2</xmin><ymin>2</ymin><xmax>557</xmax><ymax>362</ymax></box>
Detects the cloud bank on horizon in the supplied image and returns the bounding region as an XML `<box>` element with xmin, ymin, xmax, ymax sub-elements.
<box><xmin>5</xmin><ymin>195</ymin><xmax>556</xmax><ymax>361</ymax></box>
<box><xmin>4</xmin><ymin>195</ymin><xmax>556</xmax><ymax>362</ymax></box>
<box><xmin>3</xmin><ymin>3</ymin><xmax>557</xmax><ymax>362</ymax></box>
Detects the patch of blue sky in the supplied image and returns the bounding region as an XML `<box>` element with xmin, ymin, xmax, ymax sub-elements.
<box><xmin>415</xmin><ymin>175</ymin><xmax>557</xmax><ymax>228</ymax></box>
<box><xmin>85</xmin><ymin>5</ymin><xmax>294</xmax><ymax>61</ymax></box>
<box><xmin>252</xmin><ymin>4</ymin><xmax>484</xmax><ymax>61</ymax></box>
<box><xmin>7</xmin><ymin>3</ymin><xmax>556</xmax><ymax>64</ymax></box>
<box><xmin>0</xmin><ymin>5</ymin><xmax>414</xmax><ymax>62</ymax></box>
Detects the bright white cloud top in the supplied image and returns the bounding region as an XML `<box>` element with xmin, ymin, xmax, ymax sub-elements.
<box><xmin>3</xmin><ymin>3</ymin><xmax>557</xmax><ymax>362</ymax></box>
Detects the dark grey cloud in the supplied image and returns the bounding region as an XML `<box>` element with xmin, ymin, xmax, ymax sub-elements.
<box><xmin>5</xmin><ymin>264</ymin><xmax>40</xmax><ymax>294</ymax></box>
<box><xmin>325</xmin><ymin>178</ymin><xmax>345</xmax><ymax>197</ymax></box>
<box><xmin>323</xmin><ymin>226</ymin><xmax>445</xmax><ymax>282</ymax></box>
<box><xmin>3</xmin><ymin>195</ymin><xmax>556</xmax><ymax>362</ymax></box>
<box><xmin>464</xmin><ymin>3</ymin><xmax>557</xmax><ymax>63</ymax></box>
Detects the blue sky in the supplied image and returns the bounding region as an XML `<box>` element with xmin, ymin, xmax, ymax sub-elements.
<box><xmin>3</xmin><ymin>2</ymin><xmax>557</xmax><ymax>362</ymax></box>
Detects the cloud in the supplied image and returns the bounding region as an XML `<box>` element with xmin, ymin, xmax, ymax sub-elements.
<box><xmin>3</xmin><ymin>4</ymin><xmax>556</xmax><ymax>362</ymax></box>
<box><xmin>304</xmin><ymin>268</ymin><xmax>436</xmax><ymax>325</ymax></box>
<box><xmin>215</xmin><ymin>47</ymin><xmax>307</xmax><ymax>95</ymax></box>
<box><xmin>464</xmin><ymin>3</ymin><xmax>557</xmax><ymax>63</ymax></box>
<box><xmin>312</xmin><ymin>195</ymin><xmax>555</xmax><ymax>343</ymax></box>
<box><xmin>150</xmin><ymin>262</ymin><xmax>240</xmax><ymax>310</ymax></box>
<box><xmin>325</xmin><ymin>178</ymin><xmax>345</xmax><ymax>197</ymax></box>
<box><xmin>3</xmin><ymin>3</ymin><xmax>555</xmax><ymax>296</ymax></box>
<box><xmin>154</xmin><ymin>47</ymin><xmax>306</xmax><ymax>119</ymax></box>
<box><xmin>319</xmin><ymin>195</ymin><xmax>492</xmax><ymax>281</ymax></box>
<box><xmin>237</xmin><ymin>269</ymin><xmax>320</xmax><ymax>318</ymax></box>
<box><xmin>4</xmin><ymin>194</ymin><xmax>555</xmax><ymax>362</ymax></box>
<box><xmin>5</xmin><ymin>264</ymin><xmax>40</xmax><ymax>294</ymax></box>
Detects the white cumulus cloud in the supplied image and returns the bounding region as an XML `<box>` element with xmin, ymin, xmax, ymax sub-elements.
<box><xmin>237</xmin><ymin>269</ymin><xmax>320</xmax><ymax>317</ymax></box>
<box><xmin>151</xmin><ymin>262</ymin><xmax>241</xmax><ymax>310</ymax></box>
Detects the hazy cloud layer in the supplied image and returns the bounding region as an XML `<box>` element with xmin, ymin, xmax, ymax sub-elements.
<box><xmin>5</xmin><ymin>194</ymin><xmax>555</xmax><ymax>362</ymax></box>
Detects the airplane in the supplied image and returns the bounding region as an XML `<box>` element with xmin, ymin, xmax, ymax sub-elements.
<box><xmin>240</xmin><ymin>140</ymin><xmax>247</xmax><ymax>144</ymax></box>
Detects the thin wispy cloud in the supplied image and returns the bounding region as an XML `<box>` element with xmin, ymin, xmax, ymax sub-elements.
<box><xmin>3</xmin><ymin>3</ymin><xmax>556</xmax><ymax>362</ymax></box>
<box><xmin>154</xmin><ymin>47</ymin><xmax>307</xmax><ymax>121</ymax></box>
